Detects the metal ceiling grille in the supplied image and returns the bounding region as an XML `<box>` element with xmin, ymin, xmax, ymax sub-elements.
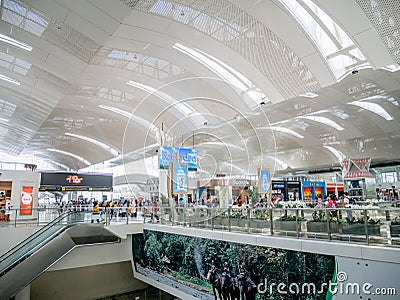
<box><xmin>42</xmin><ymin>20</ymin><xmax>101</xmax><ymax>63</ymax></box>
<box><xmin>92</xmin><ymin>47</ymin><xmax>187</xmax><ymax>81</ymax></box>
<box><xmin>120</xmin><ymin>0</ymin><xmax>320</xmax><ymax>99</ymax></box>
<box><xmin>0</xmin><ymin>0</ymin><xmax>100</xmax><ymax>63</ymax></box>
<box><xmin>356</xmin><ymin>0</ymin><xmax>400</xmax><ymax>64</ymax></box>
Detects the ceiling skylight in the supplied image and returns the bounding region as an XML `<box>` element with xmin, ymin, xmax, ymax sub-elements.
<box><xmin>0</xmin><ymin>73</ymin><xmax>20</xmax><ymax>85</ymax></box>
<box><xmin>65</xmin><ymin>133</ymin><xmax>119</xmax><ymax>156</ymax></box>
<box><xmin>279</xmin><ymin>0</ymin><xmax>370</xmax><ymax>80</ymax></box>
<box><xmin>299</xmin><ymin>115</ymin><xmax>344</xmax><ymax>131</ymax></box>
<box><xmin>173</xmin><ymin>43</ymin><xmax>268</xmax><ymax>110</ymax></box>
<box><xmin>47</xmin><ymin>148</ymin><xmax>91</xmax><ymax>165</ymax></box>
<box><xmin>101</xmin><ymin>49</ymin><xmax>185</xmax><ymax>80</ymax></box>
<box><xmin>0</xmin><ymin>51</ymin><xmax>32</xmax><ymax>75</ymax></box>
<box><xmin>348</xmin><ymin>100</ymin><xmax>394</xmax><ymax>121</ymax></box>
<box><xmin>1</xmin><ymin>0</ymin><xmax>49</xmax><ymax>37</ymax></box>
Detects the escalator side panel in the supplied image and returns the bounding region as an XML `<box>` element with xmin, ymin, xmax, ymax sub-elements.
<box><xmin>0</xmin><ymin>231</ymin><xmax>75</xmax><ymax>300</ymax></box>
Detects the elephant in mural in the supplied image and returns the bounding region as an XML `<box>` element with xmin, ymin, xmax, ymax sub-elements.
<box><xmin>207</xmin><ymin>267</ymin><xmax>222</xmax><ymax>300</ymax></box>
<box><xmin>236</xmin><ymin>273</ymin><xmax>257</xmax><ymax>300</ymax></box>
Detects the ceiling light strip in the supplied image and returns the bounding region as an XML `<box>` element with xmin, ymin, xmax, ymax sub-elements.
<box><xmin>65</xmin><ymin>133</ymin><xmax>119</xmax><ymax>156</ymax></box>
<box><xmin>0</xmin><ymin>73</ymin><xmax>20</xmax><ymax>85</ymax></box>
<box><xmin>47</xmin><ymin>148</ymin><xmax>91</xmax><ymax>165</ymax></box>
<box><xmin>0</xmin><ymin>33</ymin><xmax>32</xmax><ymax>51</ymax></box>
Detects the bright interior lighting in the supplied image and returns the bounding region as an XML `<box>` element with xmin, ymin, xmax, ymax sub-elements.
<box><xmin>221</xmin><ymin>162</ymin><xmax>246</xmax><ymax>174</ymax></box>
<box><xmin>269</xmin><ymin>126</ymin><xmax>304</xmax><ymax>139</ymax></box>
<box><xmin>173</xmin><ymin>42</ymin><xmax>267</xmax><ymax>110</ymax></box>
<box><xmin>348</xmin><ymin>100</ymin><xmax>394</xmax><ymax>121</ymax></box>
<box><xmin>47</xmin><ymin>148</ymin><xmax>91</xmax><ymax>165</ymax></box>
<box><xmin>265</xmin><ymin>155</ymin><xmax>289</xmax><ymax>169</ymax></box>
<box><xmin>0</xmin><ymin>73</ymin><xmax>20</xmax><ymax>85</ymax></box>
<box><xmin>0</xmin><ymin>33</ymin><xmax>32</xmax><ymax>51</ymax></box>
<box><xmin>323</xmin><ymin>145</ymin><xmax>346</xmax><ymax>162</ymax></box>
<box><xmin>300</xmin><ymin>115</ymin><xmax>344</xmax><ymax>131</ymax></box>
<box><xmin>197</xmin><ymin>141</ymin><xmax>245</xmax><ymax>151</ymax></box>
<box><xmin>65</xmin><ymin>133</ymin><xmax>119</xmax><ymax>156</ymax></box>
<box><xmin>300</xmin><ymin>92</ymin><xmax>318</xmax><ymax>98</ymax></box>
<box><xmin>381</xmin><ymin>64</ymin><xmax>400</xmax><ymax>72</ymax></box>
<box><xmin>99</xmin><ymin>105</ymin><xmax>160</xmax><ymax>137</ymax></box>
<box><xmin>126</xmin><ymin>80</ymin><xmax>194</xmax><ymax>116</ymax></box>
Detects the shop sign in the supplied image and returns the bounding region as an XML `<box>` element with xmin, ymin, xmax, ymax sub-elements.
<box><xmin>233</xmin><ymin>179</ymin><xmax>250</xmax><ymax>186</ymax></box>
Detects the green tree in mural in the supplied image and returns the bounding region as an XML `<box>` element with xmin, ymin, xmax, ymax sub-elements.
<box><xmin>144</xmin><ymin>233</ymin><xmax>162</xmax><ymax>270</ymax></box>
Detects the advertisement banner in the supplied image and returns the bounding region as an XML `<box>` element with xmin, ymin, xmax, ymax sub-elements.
<box><xmin>260</xmin><ymin>169</ymin><xmax>270</xmax><ymax>193</ymax></box>
<box><xmin>21</xmin><ymin>186</ymin><xmax>33</xmax><ymax>215</ymax></box>
<box><xmin>132</xmin><ymin>231</ymin><xmax>335</xmax><ymax>300</ymax></box>
<box><xmin>172</xmin><ymin>163</ymin><xmax>188</xmax><ymax>194</ymax></box>
<box><xmin>159</xmin><ymin>146</ymin><xmax>197</xmax><ymax>171</ymax></box>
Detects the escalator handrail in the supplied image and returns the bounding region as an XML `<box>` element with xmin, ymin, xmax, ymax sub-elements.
<box><xmin>0</xmin><ymin>210</ymin><xmax>84</xmax><ymax>274</ymax></box>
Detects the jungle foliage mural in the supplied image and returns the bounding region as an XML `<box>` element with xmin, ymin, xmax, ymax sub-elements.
<box><xmin>132</xmin><ymin>230</ymin><xmax>335</xmax><ymax>299</ymax></box>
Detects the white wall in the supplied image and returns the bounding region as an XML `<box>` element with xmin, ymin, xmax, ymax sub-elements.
<box><xmin>0</xmin><ymin>227</ymin><xmax>40</xmax><ymax>255</ymax></box>
<box><xmin>0</xmin><ymin>170</ymin><xmax>41</xmax><ymax>220</ymax></box>
<box><xmin>333</xmin><ymin>257</ymin><xmax>400</xmax><ymax>299</ymax></box>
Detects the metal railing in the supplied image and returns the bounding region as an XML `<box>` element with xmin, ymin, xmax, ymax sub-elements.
<box><xmin>137</xmin><ymin>205</ymin><xmax>400</xmax><ymax>247</ymax></box>
<box><xmin>2</xmin><ymin>205</ymin><xmax>400</xmax><ymax>246</ymax></box>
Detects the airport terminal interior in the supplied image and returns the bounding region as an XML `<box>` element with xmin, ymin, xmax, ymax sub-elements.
<box><xmin>0</xmin><ymin>0</ymin><xmax>400</xmax><ymax>299</ymax></box>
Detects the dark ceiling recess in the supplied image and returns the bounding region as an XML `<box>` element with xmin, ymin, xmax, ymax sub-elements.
<box><xmin>370</xmin><ymin>161</ymin><xmax>400</xmax><ymax>169</ymax></box>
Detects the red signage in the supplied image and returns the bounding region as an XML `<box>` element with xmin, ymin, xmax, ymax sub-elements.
<box><xmin>66</xmin><ymin>175</ymin><xmax>83</xmax><ymax>184</ymax></box>
<box><xmin>344</xmin><ymin>171</ymin><xmax>374</xmax><ymax>179</ymax></box>
<box><xmin>326</xmin><ymin>183</ymin><xmax>344</xmax><ymax>187</ymax></box>
<box><xmin>21</xmin><ymin>186</ymin><xmax>33</xmax><ymax>215</ymax></box>
<box><xmin>351</xmin><ymin>157</ymin><xmax>370</xmax><ymax>171</ymax></box>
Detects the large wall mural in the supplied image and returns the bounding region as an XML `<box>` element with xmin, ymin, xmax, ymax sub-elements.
<box><xmin>132</xmin><ymin>231</ymin><xmax>335</xmax><ymax>299</ymax></box>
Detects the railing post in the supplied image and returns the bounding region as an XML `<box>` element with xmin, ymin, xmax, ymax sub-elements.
<box><xmin>211</xmin><ymin>208</ymin><xmax>214</xmax><ymax>230</ymax></box>
<box><xmin>270</xmin><ymin>208</ymin><xmax>274</xmax><ymax>236</ymax></box>
<box><xmin>296</xmin><ymin>209</ymin><xmax>299</xmax><ymax>238</ymax></box>
<box><xmin>364</xmin><ymin>209</ymin><xmax>369</xmax><ymax>245</ymax></box>
<box><xmin>14</xmin><ymin>209</ymin><xmax>17</xmax><ymax>228</ymax></box>
<box><xmin>228</xmin><ymin>207</ymin><xmax>231</xmax><ymax>232</ymax></box>
<box><xmin>327</xmin><ymin>209</ymin><xmax>331</xmax><ymax>240</ymax></box>
<box><xmin>247</xmin><ymin>208</ymin><xmax>251</xmax><ymax>233</ymax></box>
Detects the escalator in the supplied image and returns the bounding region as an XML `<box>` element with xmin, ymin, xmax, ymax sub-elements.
<box><xmin>0</xmin><ymin>211</ymin><xmax>120</xmax><ymax>299</ymax></box>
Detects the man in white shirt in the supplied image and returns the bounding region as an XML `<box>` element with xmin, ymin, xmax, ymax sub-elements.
<box><xmin>343</xmin><ymin>192</ymin><xmax>353</xmax><ymax>222</ymax></box>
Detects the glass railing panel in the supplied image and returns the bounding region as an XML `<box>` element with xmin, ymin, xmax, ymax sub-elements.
<box><xmin>0</xmin><ymin>211</ymin><xmax>85</xmax><ymax>276</ymax></box>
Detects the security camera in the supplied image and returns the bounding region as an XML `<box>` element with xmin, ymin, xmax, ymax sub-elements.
<box><xmin>352</xmin><ymin>70</ymin><xmax>358</xmax><ymax>75</ymax></box>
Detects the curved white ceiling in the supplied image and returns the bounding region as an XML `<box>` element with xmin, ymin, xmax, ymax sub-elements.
<box><xmin>0</xmin><ymin>0</ymin><xmax>398</xmax><ymax>179</ymax></box>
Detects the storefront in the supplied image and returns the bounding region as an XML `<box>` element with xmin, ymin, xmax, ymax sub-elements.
<box><xmin>326</xmin><ymin>182</ymin><xmax>344</xmax><ymax>199</ymax></box>
<box><xmin>302</xmin><ymin>181</ymin><xmax>325</xmax><ymax>200</ymax></box>
<box><xmin>286</xmin><ymin>180</ymin><xmax>301</xmax><ymax>201</ymax></box>
<box><xmin>271</xmin><ymin>180</ymin><xmax>285</xmax><ymax>202</ymax></box>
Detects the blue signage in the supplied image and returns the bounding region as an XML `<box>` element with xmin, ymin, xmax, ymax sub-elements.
<box><xmin>159</xmin><ymin>146</ymin><xmax>197</xmax><ymax>171</ymax></box>
<box><xmin>173</xmin><ymin>163</ymin><xmax>188</xmax><ymax>194</ymax></box>
<box><xmin>260</xmin><ymin>170</ymin><xmax>270</xmax><ymax>193</ymax></box>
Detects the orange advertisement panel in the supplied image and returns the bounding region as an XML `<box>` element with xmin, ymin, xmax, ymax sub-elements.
<box><xmin>21</xmin><ymin>186</ymin><xmax>33</xmax><ymax>215</ymax></box>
